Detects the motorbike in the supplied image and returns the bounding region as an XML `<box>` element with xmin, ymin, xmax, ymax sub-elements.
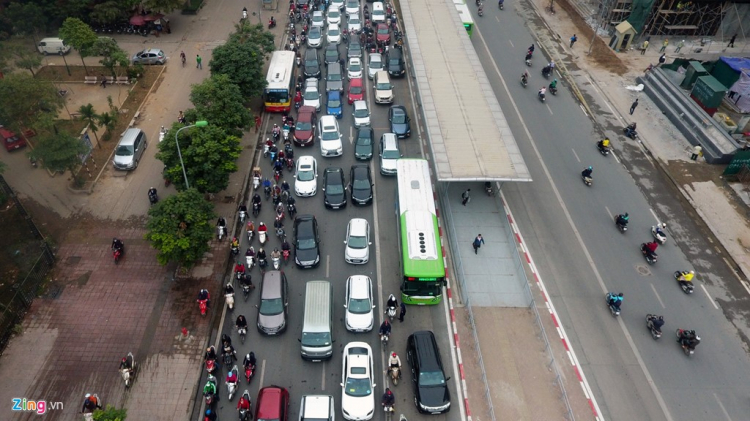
<box><xmin>276</xmin><ymin>210</ymin><xmax>285</xmax><ymax>224</ymax></box>
<box><xmin>113</xmin><ymin>245</ymin><xmax>124</xmax><ymax>264</ymax></box>
<box><xmin>253</xmin><ymin>202</ymin><xmax>261</xmax><ymax>217</ymax></box>
<box><xmin>242</xmin><ymin>281</ymin><xmax>253</xmax><ymax>302</ymax></box>
<box><xmin>223</xmin><ymin>350</ymin><xmax>234</xmax><ymax>367</ymax></box>
<box><xmin>521</xmin><ymin>76</ymin><xmax>528</xmax><ymax>87</ymax></box>
<box><xmin>484</xmin><ymin>182</ymin><xmax>493</xmax><ymax>196</ymax></box>
<box><xmin>247</xmin><ymin>224</ymin><xmax>255</xmax><ymax>243</ymax></box>
<box><xmin>676</xmin><ymin>329</ymin><xmax>700</xmax><ymax>356</ymax></box>
<box><xmin>81</xmin><ymin>394</ymin><xmax>102</xmax><ymax>421</ymax></box>
<box><xmin>159</xmin><ymin>126</ymin><xmax>167</xmax><ymax>142</ymax></box>
<box><xmin>244</xmin><ymin>361</ymin><xmax>255</xmax><ymax>383</ymax></box>
<box><xmin>288</xmin><ymin>203</ymin><xmax>297</xmax><ymax>218</ymax></box>
<box><xmin>538</xmin><ymin>91</ymin><xmax>546</xmax><ymax>102</ymax></box>
<box><xmin>640</xmin><ymin>243</ymin><xmax>658</xmax><ymax>265</ymax></box>
<box><xmin>651</xmin><ymin>225</ymin><xmax>667</xmax><ymax>244</ymax></box>
<box><xmin>646</xmin><ymin>314</ymin><xmax>662</xmax><ymax>339</ymax></box>
<box><xmin>148</xmin><ymin>191</ymin><xmax>158</xmax><ymax>205</ymax></box>
<box><xmin>386</xmin><ymin>306</ymin><xmax>396</xmax><ymax>321</ymax></box>
<box><xmin>242</xmin><ymin>8</ymin><xmax>248</xmax><ymax>21</ymax></box>
<box><xmin>199</xmin><ymin>296</ymin><xmax>210</xmax><ymax>317</ymax></box>
<box><xmin>227</xmin><ymin>365</ymin><xmax>239</xmax><ymax>400</ymax></box>
<box><xmin>549</xmin><ymin>86</ymin><xmax>558</xmax><ymax>95</ymax></box>
<box><xmin>597</xmin><ymin>142</ymin><xmax>610</xmax><ymax>156</ymax></box>
<box><xmin>259</xmin><ymin>230</ymin><xmax>267</xmax><ymax>245</ymax></box>
<box><xmin>268</xmin><ymin>19</ymin><xmax>277</xmax><ymax>29</ymax></box>
<box><xmin>582</xmin><ymin>175</ymin><xmax>593</xmax><ymax>186</ymax></box>
<box><xmin>204</xmin><ymin>375</ymin><xmax>217</xmax><ymax>407</ymax></box>
<box><xmin>541</xmin><ymin>65</ymin><xmax>552</xmax><ymax>78</ymax></box>
<box><xmin>253</xmin><ymin>175</ymin><xmax>261</xmax><ymax>191</ymax></box>
<box><xmin>605</xmin><ymin>293</ymin><xmax>621</xmax><ymax>316</ymax></box>
<box><xmin>217</xmin><ymin>225</ymin><xmax>227</xmax><ymax>241</ymax></box>
<box><xmin>226</xmin><ymin>289</ymin><xmax>235</xmax><ymax>311</ymax></box>
<box><xmin>231</xmin><ymin>243</ymin><xmax>240</xmax><ymax>257</ymax></box>
<box><xmin>286</xmin><ymin>157</ymin><xmax>294</xmax><ymax>172</ymax></box>
<box><xmin>384</xmin><ymin>403</ymin><xmax>395</xmax><ymax>414</ymax></box>
<box><xmin>205</xmin><ymin>358</ymin><xmax>217</xmax><ymax>376</ymax></box>
<box><xmin>239</xmin><ymin>209</ymin><xmax>247</xmax><ymax>223</ymax></box>
<box><xmin>624</xmin><ymin>125</ymin><xmax>638</xmax><ymax>140</ymax></box>
<box><xmin>282</xmin><ymin>125</ymin><xmax>290</xmax><ymax>142</ymax></box>
<box><xmin>276</xmin><ymin>227</ymin><xmax>285</xmax><ymax>239</ymax></box>
<box><xmin>258</xmin><ymin>257</ymin><xmax>268</xmax><ymax>269</ymax></box>
<box><xmin>389</xmin><ymin>366</ymin><xmax>400</xmax><ymax>385</ymax></box>
<box><xmin>381</xmin><ymin>332</ymin><xmax>390</xmax><ymax>347</ymax></box>
<box><xmin>270</xmin><ymin>149</ymin><xmax>278</xmax><ymax>162</ymax></box>
<box><xmin>478</xmin><ymin>6</ymin><xmax>483</xmax><ymax>16</ymax></box>
<box><xmin>272</xmin><ymin>255</ymin><xmax>281</xmax><ymax>270</ymax></box>
<box><xmin>282</xmin><ymin>249</ymin><xmax>290</xmax><ymax>265</ymax></box>
<box><xmin>498</xmin><ymin>0</ymin><xmax>504</xmax><ymax>9</ymax></box>
<box><xmin>239</xmin><ymin>390</ymin><xmax>252</xmax><ymax>421</ymax></box>
<box><xmin>673</xmin><ymin>271</ymin><xmax>695</xmax><ymax>294</ymax></box>
<box><xmin>264</xmin><ymin>184</ymin><xmax>272</xmax><ymax>200</ymax></box>
<box><xmin>120</xmin><ymin>352</ymin><xmax>136</xmax><ymax>387</ymax></box>
<box><xmin>274</xmin><ymin>168</ymin><xmax>283</xmax><ymax>182</ymax></box>
<box><xmin>614</xmin><ymin>215</ymin><xmax>628</xmax><ymax>233</ymax></box>
<box><xmin>264</xmin><ymin>143</ymin><xmax>270</xmax><ymax>157</ymax></box>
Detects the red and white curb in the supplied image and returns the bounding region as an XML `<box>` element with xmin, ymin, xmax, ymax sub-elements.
<box><xmin>499</xmin><ymin>191</ymin><xmax>603</xmax><ymax>421</ymax></box>
<box><xmin>432</xmin><ymin>190</ymin><xmax>472</xmax><ymax>421</ymax></box>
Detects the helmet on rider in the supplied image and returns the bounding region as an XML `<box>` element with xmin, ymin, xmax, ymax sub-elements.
<box><xmin>588</xmin><ymin>166</ymin><xmax>593</xmax><ymax>170</ymax></box>
<box><xmin>618</xmin><ymin>293</ymin><xmax>624</xmax><ymax>297</ymax></box>
<box><xmin>392</xmin><ymin>352</ymin><xmax>397</xmax><ymax>357</ymax></box>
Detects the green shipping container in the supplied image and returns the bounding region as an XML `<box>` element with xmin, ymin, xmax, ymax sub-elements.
<box><xmin>690</xmin><ymin>75</ymin><xmax>727</xmax><ymax>109</ymax></box>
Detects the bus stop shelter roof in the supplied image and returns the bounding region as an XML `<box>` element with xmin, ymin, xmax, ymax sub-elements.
<box><xmin>400</xmin><ymin>0</ymin><xmax>531</xmax><ymax>183</ymax></box>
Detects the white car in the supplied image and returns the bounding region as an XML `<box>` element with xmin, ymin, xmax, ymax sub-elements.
<box><xmin>344</xmin><ymin>275</ymin><xmax>375</xmax><ymax>332</ymax></box>
<box><xmin>341</xmin><ymin>342</ymin><xmax>375</xmax><ymax>421</ymax></box>
<box><xmin>367</xmin><ymin>53</ymin><xmax>383</xmax><ymax>79</ymax></box>
<box><xmin>345</xmin><ymin>0</ymin><xmax>360</xmax><ymax>15</ymax></box>
<box><xmin>307</xmin><ymin>26</ymin><xmax>323</xmax><ymax>48</ymax></box>
<box><xmin>304</xmin><ymin>79</ymin><xmax>321</xmax><ymax>112</ymax></box>
<box><xmin>311</xmin><ymin>11</ymin><xmax>325</xmax><ymax>28</ymax></box>
<box><xmin>352</xmin><ymin>100</ymin><xmax>370</xmax><ymax>127</ymax></box>
<box><xmin>347</xmin><ymin>14</ymin><xmax>362</xmax><ymax>32</ymax></box>
<box><xmin>327</xmin><ymin>6</ymin><xmax>341</xmax><ymax>25</ymax></box>
<box><xmin>347</xmin><ymin>57</ymin><xmax>363</xmax><ymax>80</ymax></box>
<box><xmin>295</xmin><ymin>156</ymin><xmax>318</xmax><ymax>197</ymax></box>
<box><xmin>344</xmin><ymin>218</ymin><xmax>371</xmax><ymax>264</ymax></box>
<box><xmin>327</xmin><ymin>23</ymin><xmax>342</xmax><ymax>45</ymax></box>
<box><xmin>371</xmin><ymin>2</ymin><xmax>386</xmax><ymax>24</ymax></box>
<box><xmin>331</xmin><ymin>0</ymin><xmax>345</xmax><ymax>10</ymax></box>
<box><xmin>318</xmin><ymin>115</ymin><xmax>343</xmax><ymax>157</ymax></box>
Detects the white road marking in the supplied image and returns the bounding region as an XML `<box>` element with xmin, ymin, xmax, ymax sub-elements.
<box><xmin>701</xmin><ymin>284</ymin><xmax>719</xmax><ymax>309</ymax></box>
<box><xmin>321</xmin><ymin>361</ymin><xmax>326</xmax><ymax>390</ymax></box>
<box><xmin>650</xmin><ymin>283</ymin><xmax>666</xmax><ymax>309</ymax></box>
<box><xmin>723</xmin><ymin>257</ymin><xmax>750</xmax><ymax>295</ymax></box>
<box><xmin>604</xmin><ymin>206</ymin><xmax>612</xmax><ymax>218</ymax></box>
<box><xmin>509</xmin><ymin>39</ymin><xmax>514</xmax><ymax>48</ymax></box>
<box><xmin>349</xmin><ymin>126</ymin><xmax>354</xmax><ymax>144</ymax></box>
<box><xmin>258</xmin><ymin>359</ymin><xmax>267</xmax><ymax>389</ymax></box>
<box><xmin>649</xmin><ymin>208</ymin><xmax>660</xmax><ymax>224</ymax></box>
<box><xmin>326</xmin><ymin>255</ymin><xmax>330</xmax><ymax>278</ymax></box>
<box><xmin>713</xmin><ymin>393</ymin><xmax>733</xmax><ymax>421</ymax></box>
<box><xmin>546</xmin><ymin>103</ymin><xmax>553</xmax><ymax>114</ymax></box>
<box><xmin>571</xmin><ymin>148</ymin><xmax>581</xmax><ymax>163</ymax></box>
<box><xmin>611</xmin><ymin>150</ymin><xmax>621</xmax><ymax>164</ymax></box>
<box><xmin>579</xmin><ymin>103</ymin><xmax>588</xmax><ymax>116</ymax></box>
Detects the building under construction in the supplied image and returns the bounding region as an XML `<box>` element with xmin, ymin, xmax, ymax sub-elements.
<box><xmin>601</xmin><ymin>0</ymin><xmax>750</xmax><ymax>38</ymax></box>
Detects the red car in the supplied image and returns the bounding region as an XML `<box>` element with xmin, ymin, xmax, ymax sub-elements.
<box><xmin>1</xmin><ymin>127</ymin><xmax>26</xmax><ymax>152</ymax></box>
<box><xmin>348</xmin><ymin>78</ymin><xmax>365</xmax><ymax>104</ymax></box>
<box><xmin>375</xmin><ymin>23</ymin><xmax>391</xmax><ymax>45</ymax></box>
<box><xmin>294</xmin><ymin>106</ymin><xmax>317</xmax><ymax>146</ymax></box>
<box><xmin>256</xmin><ymin>386</ymin><xmax>289</xmax><ymax>421</ymax></box>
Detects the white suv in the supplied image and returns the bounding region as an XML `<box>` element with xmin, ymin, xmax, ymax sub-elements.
<box><xmin>352</xmin><ymin>100</ymin><xmax>370</xmax><ymax>127</ymax></box>
<box><xmin>318</xmin><ymin>115</ymin><xmax>343</xmax><ymax>157</ymax></box>
<box><xmin>344</xmin><ymin>218</ymin><xmax>371</xmax><ymax>264</ymax></box>
<box><xmin>295</xmin><ymin>156</ymin><xmax>318</xmax><ymax>196</ymax></box>
<box><xmin>373</xmin><ymin>70</ymin><xmax>393</xmax><ymax>104</ymax></box>
<box><xmin>299</xmin><ymin>395</ymin><xmax>335</xmax><ymax>421</ymax></box>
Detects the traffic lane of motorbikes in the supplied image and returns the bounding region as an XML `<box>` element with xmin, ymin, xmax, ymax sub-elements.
<box><xmin>469</xmin><ymin>7</ymin><xmax>750</xmax><ymax>420</ymax></box>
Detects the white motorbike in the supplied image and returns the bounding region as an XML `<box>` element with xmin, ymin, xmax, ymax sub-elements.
<box><xmin>389</xmin><ymin>366</ymin><xmax>400</xmax><ymax>385</ymax></box>
<box><xmin>217</xmin><ymin>225</ymin><xmax>226</xmax><ymax>240</ymax></box>
<box><xmin>253</xmin><ymin>175</ymin><xmax>261</xmax><ymax>191</ymax></box>
<box><xmin>227</xmin><ymin>365</ymin><xmax>239</xmax><ymax>400</ymax></box>
<box><xmin>158</xmin><ymin>126</ymin><xmax>167</xmax><ymax>143</ymax></box>
<box><xmin>246</xmin><ymin>254</ymin><xmax>256</xmax><ymax>270</ymax></box>
<box><xmin>226</xmin><ymin>289</ymin><xmax>235</xmax><ymax>310</ymax></box>
<box><xmin>239</xmin><ymin>209</ymin><xmax>247</xmax><ymax>223</ymax></box>
<box><xmin>272</xmin><ymin>255</ymin><xmax>281</xmax><ymax>270</ymax></box>
<box><xmin>386</xmin><ymin>306</ymin><xmax>396</xmax><ymax>321</ymax></box>
<box><xmin>651</xmin><ymin>224</ymin><xmax>667</xmax><ymax>244</ymax></box>
<box><xmin>264</xmin><ymin>143</ymin><xmax>270</xmax><ymax>157</ymax></box>
<box><xmin>259</xmin><ymin>230</ymin><xmax>267</xmax><ymax>245</ymax></box>
<box><xmin>238</xmin><ymin>325</ymin><xmax>247</xmax><ymax>343</ymax></box>
<box><xmin>282</xmin><ymin>126</ymin><xmax>290</xmax><ymax>142</ymax></box>
<box><xmin>381</xmin><ymin>332</ymin><xmax>390</xmax><ymax>348</ymax></box>
<box><xmin>120</xmin><ymin>352</ymin><xmax>136</xmax><ymax>387</ymax></box>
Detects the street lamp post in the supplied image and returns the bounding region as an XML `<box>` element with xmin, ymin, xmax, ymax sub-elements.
<box><xmin>174</xmin><ymin>121</ymin><xmax>208</xmax><ymax>189</ymax></box>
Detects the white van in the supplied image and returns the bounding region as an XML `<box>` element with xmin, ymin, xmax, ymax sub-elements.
<box><xmin>300</xmin><ymin>281</ymin><xmax>334</xmax><ymax>361</ymax></box>
<box><xmin>372</xmin><ymin>2</ymin><xmax>386</xmax><ymax>24</ymax></box>
<box><xmin>37</xmin><ymin>38</ymin><xmax>71</xmax><ymax>55</ymax></box>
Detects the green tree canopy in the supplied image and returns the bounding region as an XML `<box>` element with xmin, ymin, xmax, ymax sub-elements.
<box><xmin>3</xmin><ymin>2</ymin><xmax>48</xmax><ymax>40</ymax></box>
<box><xmin>91</xmin><ymin>37</ymin><xmax>129</xmax><ymax>76</ymax></box>
<box><xmin>9</xmin><ymin>45</ymin><xmax>43</xmax><ymax>76</ymax></box>
<box><xmin>0</xmin><ymin>73</ymin><xmax>63</xmax><ymax>133</ymax></box>
<box><xmin>157</xmin><ymin>123</ymin><xmax>242</xmax><ymax>194</ymax></box>
<box><xmin>209</xmin><ymin>23</ymin><xmax>275</xmax><ymax>98</ymax></box>
<box><xmin>141</xmin><ymin>0</ymin><xmax>185</xmax><ymax>13</ymax></box>
<box><xmin>59</xmin><ymin>17</ymin><xmax>99</xmax><ymax>73</ymax></box>
<box><xmin>145</xmin><ymin>188</ymin><xmax>216</xmax><ymax>266</ymax></box>
<box><xmin>28</xmin><ymin>128</ymin><xmax>89</xmax><ymax>176</ymax></box>
<box><xmin>90</xmin><ymin>1</ymin><xmax>127</xmax><ymax>25</ymax></box>
<box><xmin>189</xmin><ymin>74</ymin><xmax>252</xmax><ymax>133</ymax></box>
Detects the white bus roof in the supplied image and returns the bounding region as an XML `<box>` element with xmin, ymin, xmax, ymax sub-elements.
<box><xmin>266</xmin><ymin>51</ymin><xmax>295</xmax><ymax>90</ymax></box>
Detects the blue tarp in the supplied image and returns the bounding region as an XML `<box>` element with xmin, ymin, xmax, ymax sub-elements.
<box><xmin>720</xmin><ymin>57</ymin><xmax>750</xmax><ymax>74</ymax></box>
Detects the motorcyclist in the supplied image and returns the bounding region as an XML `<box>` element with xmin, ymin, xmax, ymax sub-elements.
<box><xmin>274</xmin><ymin>217</ymin><xmax>284</xmax><ymax>230</ymax></box>
<box><xmin>222</xmin><ymin>340</ymin><xmax>237</xmax><ymax>362</ymax></box>
<box><xmin>258</xmin><ymin>222</ymin><xmax>268</xmax><ymax>234</ymax></box>
<box><xmin>231</xmin><ymin>237</ymin><xmax>240</xmax><ymax>249</ymax></box>
<box><xmin>148</xmin><ymin>186</ymin><xmax>158</xmax><ymax>200</ymax></box>
<box><xmin>257</xmin><ymin>248</ymin><xmax>267</xmax><ymax>264</ymax></box>
<box><xmin>281</xmin><ymin>180</ymin><xmax>290</xmax><ymax>192</ymax></box>
<box><xmin>388</xmin><ymin>352</ymin><xmax>402</xmax><ymax>374</ymax></box>
<box><xmin>616</xmin><ymin>212</ymin><xmax>629</xmax><ymax>227</ymax></box>
<box><xmin>643</xmin><ymin>241</ymin><xmax>658</xmax><ymax>259</ymax></box>
<box><xmin>608</xmin><ymin>293</ymin><xmax>623</xmax><ymax>309</ymax></box>
<box><xmin>240</xmin><ymin>272</ymin><xmax>253</xmax><ymax>289</ymax></box>
<box><xmin>679</xmin><ymin>330</ymin><xmax>700</xmax><ymax>350</ymax></box>
<box><xmin>647</xmin><ymin>315</ymin><xmax>665</xmax><ymax>333</ymax></box>
<box><xmin>242</xmin><ymin>6</ymin><xmax>248</xmax><ymax>19</ymax></box>
<box><xmin>119</xmin><ymin>356</ymin><xmax>133</xmax><ymax>373</ymax></box>
<box><xmin>198</xmin><ymin>289</ymin><xmax>210</xmax><ymax>306</ymax></box>
<box><xmin>112</xmin><ymin>238</ymin><xmax>124</xmax><ymax>252</ymax></box>
<box><xmin>386</xmin><ymin>294</ymin><xmax>398</xmax><ymax>311</ymax></box>
<box><xmin>273</xmin><ymin>159</ymin><xmax>284</xmax><ymax>173</ymax></box>
<box><xmin>239</xmin><ymin>204</ymin><xmax>248</xmax><ymax>216</ymax></box>
<box><xmin>287</xmin><ymin>196</ymin><xmax>296</xmax><ymax>207</ymax></box>
<box><xmin>478</xmin><ymin>3</ymin><xmax>483</xmax><ymax>13</ymax></box>
<box><xmin>225</xmin><ymin>283</ymin><xmax>235</xmax><ymax>296</ymax></box>
<box><xmin>81</xmin><ymin>394</ymin><xmax>102</xmax><ymax>413</ymax></box>
<box><xmin>237</xmin><ymin>391</ymin><xmax>251</xmax><ymax>412</ymax></box>
<box><xmin>226</xmin><ymin>367</ymin><xmax>238</xmax><ymax>385</ymax></box>
<box><xmin>549</xmin><ymin>79</ymin><xmax>558</xmax><ymax>91</ymax></box>
<box><xmin>271</xmin><ymin>247</ymin><xmax>281</xmax><ymax>261</ymax></box>
<box><xmin>294</xmin><ymin>90</ymin><xmax>303</xmax><ymax>107</ymax></box>
<box><xmin>205</xmin><ymin>409</ymin><xmax>217</xmax><ymax>421</ymax></box>
<box><xmin>597</xmin><ymin>138</ymin><xmax>611</xmax><ymax>150</ymax></box>
<box><xmin>655</xmin><ymin>223</ymin><xmax>667</xmax><ymax>237</ymax></box>
<box><xmin>381</xmin><ymin>388</ymin><xmax>395</xmax><ymax>408</ymax></box>
<box><xmin>538</xmin><ymin>87</ymin><xmax>546</xmax><ymax>98</ymax></box>
<box><xmin>379</xmin><ymin>319</ymin><xmax>392</xmax><ymax>339</ymax></box>
<box><xmin>677</xmin><ymin>270</ymin><xmax>695</xmax><ymax>287</ymax></box>
<box><xmin>203</xmin><ymin>376</ymin><xmax>217</xmax><ymax>397</ymax></box>
<box><xmin>236</xmin><ymin>315</ymin><xmax>248</xmax><ymax>332</ymax></box>
<box><xmin>625</xmin><ymin>122</ymin><xmax>638</xmax><ymax>137</ymax></box>
<box><xmin>281</xmin><ymin>238</ymin><xmax>291</xmax><ymax>253</ymax></box>
<box><xmin>246</xmin><ymin>246</ymin><xmax>256</xmax><ymax>259</ymax></box>
<box><xmin>528</xmin><ymin>43</ymin><xmax>535</xmax><ymax>53</ymax></box>
<box><xmin>244</xmin><ymin>352</ymin><xmax>257</xmax><ymax>369</ymax></box>
<box><xmin>581</xmin><ymin>166</ymin><xmax>593</xmax><ymax>179</ymax></box>
<box><xmin>205</xmin><ymin>345</ymin><xmax>217</xmax><ymax>362</ymax></box>
<box><xmin>217</xmin><ymin>217</ymin><xmax>227</xmax><ymax>228</ymax></box>
<box><xmin>272</xmin><ymin>124</ymin><xmax>281</xmax><ymax>140</ymax></box>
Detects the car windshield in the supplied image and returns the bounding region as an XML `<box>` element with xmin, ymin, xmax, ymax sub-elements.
<box><xmin>419</xmin><ymin>371</ymin><xmax>447</xmax><ymax>387</ymax></box>
<box><xmin>370</xmin><ymin>58</ymin><xmax>382</xmax><ymax>68</ymax></box>
<box><xmin>326</xmin><ymin>180</ymin><xmax>344</xmax><ymax>194</ymax></box>
<box><xmin>329</xmin><ymin>97</ymin><xmax>341</xmax><ymax>108</ymax></box>
<box><xmin>350</xmin><ymin>62</ymin><xmax>361</xmax><ymax>71</ymax></box>
<box><xmin>357</xmin><ymin>135</ymin><xmax>371</xmax><ymax>146</ymax></box>
<box><xmin>266</xmin><ymin>90</ymin><xmax>289</xmax><ymax>104</ymax></box>
<box><xmin>322</xmin><ymin>129</ymin><xmax>339</xmax><ymax>141</ymax></box>
<box><xmin>301</xmin><ymin>332</ymin><xmax>331</xmax><ymax>347</ymax></box>
<box><xmin>383</xmin><ymin>149</ymin><xmax>400</xmax><ymax>159</ymax></box>
<box><xmin>329</xmin><ymin>10</ymin><xmax>340</xmax><ymax>19</ymax></box>
<box><xmin>344</xmin><ymin>376</ymin><xmax>372</xmax><ymax>397</ymax></box>
<box><xmin>329</xmin><ymin>72</ymin><xmax>342</xmax><ymax>81</ymax></box>
<box><xmin>353</xmin><ymin>177</ymin><xmax>370</xmax><ymax>190</ymax></box>
<box><xmin>297</xmin><ymin>233</ymin><xmax>316</xmax><ymax>250</ymax></box>
<box><xmin>313</xmin><ymin>15</ymin><xmax>324</xmax><ymax>23</ymax></box>
<box><xmin>310</xmin><ymin>28</ymin><xmax>321</xmax><ymax>37</ymax></box>
<box><xmin>350</xmin><ymin>86</ymin><xmax>362</xmax><ymax>94</ymax></box>
<box><xmin>373</xmin><ymin>9</ymin><xmax>385</xmax><ymax>17</ymax></box>
<box><xmin>304</xmin><ymin>89</ymin><xmax>319</xmax><ymax>100</ymax></box>
<box><xmin>298</xmin><ymin>168</ymin><xmax>315</xmax><ymax>181</ymax></box>
<box><xmin>259</xmin><ymin>298</ymin><xmax>284</xmax><ymax>316</ymax></box>
<box><xmin>347</xmin><ymin>235</ymin><xmax>368</xmax><ymax>249</ymax></box>
<box><xmin>389</xmin><ymin>58</ymin><xmax>401</xmax><ymax>67</ymax></box>
<box><xmin>296</xmin><ymin>121</ymin><xmax>312</xmax><ymax>131</ymax></box>
<box><xmin>329</xmin><ymin>28</ymin><xmax>340</xmax><ymax>36</ymax></box>
<box><xmin>305</xmin><ymin>59</ymin><xmax>318</xmax><ymax>68</ymax></box>
<box><xmin>376</xmin><ymin>81</ymin><xmax>390</xmax><ymax>90</ymax></box>
<box><xmin>391</xmin><ymin>112</ymin><xmax>406</xmax><ymax>124</ymax></box>
<box><xmin>349</xmin><ymin>297</ymin><xmax>372</xmax><ymax>314</ymax></box>
<box><xmin>115</xmin><ymin>145</ymin><xmax>134</xmax><ymax>156</ymax></box>
<box><xmin>354</xmin><ymin>107</ymin><xmax>368</xmax><ymax>118</ymax></box>
<box><xmin>377</xmin><ymin>27</ymin><xmax>389</xmax><ymax>35</ymax></box>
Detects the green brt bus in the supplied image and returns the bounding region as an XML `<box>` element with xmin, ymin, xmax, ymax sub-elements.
<box><xmin>396</xmin><ymin>159</ymin><xmax>446</xmax><ymax>305</ymax></box>
<box><xmin>455</xmin><ymin>3</ymin><xmax>474</xmax><ymax>37</ymax></box>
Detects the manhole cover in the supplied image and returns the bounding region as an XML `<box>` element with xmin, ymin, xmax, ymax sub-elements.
<box><xmin>65</xmin><ymin>256</ymin><xmax>81</xmax><ymax>266</ymax></box>
<box><xmin>45</xmin><ymin>283</ymin><xmax>65</xmax><ymax>299</ymax></box>
<box><xmin>637</xmin><ymin>265</ymin><xmax>652</xmax><ymax>276</ymax></box>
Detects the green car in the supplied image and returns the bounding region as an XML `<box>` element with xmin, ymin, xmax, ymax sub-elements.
<box><xmin>354</xmin><ymin>126</ymin><xmax>374</xmax><ymax>161</ymax></box>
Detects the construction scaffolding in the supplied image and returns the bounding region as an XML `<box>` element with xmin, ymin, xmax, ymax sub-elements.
<box><xmin>645</xmin><ymin>0</ymin><xmax>725</xmax><ymax>36</ymax></box>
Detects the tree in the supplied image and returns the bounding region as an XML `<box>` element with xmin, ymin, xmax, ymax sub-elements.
<box><xmin>9</xmin><ymin>45</ymin><xmax>43</xmax><ymax>76</ymax></box>
<box><xmin>59</xmin><ymin>18</ymin><xmax>98</xmax><ymax>75</ymax></box>
<box><xmin>90</xmin><ymin>1</ymin><xmax>128</xmax><ymax>26</ymax></box>
<box><xmin>78</xmin><ymin>104</ymin><xmax>101</xmax><ymax>146</ymax></box>
<box><xmin>189</xmin><ymin>74</ymin><xmax>252</xmax><ymax>133</ymax></box>
<box><xmin>157</xmin><ymin>124</ymin><xmax>242</xmax><ymax>194</ymax></box>
<box><xmin>0</xmin><ymin>73</ymin><xmax>63</xmax><ymax>134</ymax></box>
<box><xmin>96</xmin><ymin>110</ymin><xmax>118</xmax><ymax>141</ymax></box>
<box><xmin>141</xmin><ymin>0</ymin><xmax>185</xmax><ymax>13</ymax></box>
<box><xmin>91</xmin><ymin>37</ymin><xmax>129</xmax><ymax>77</ymax></box>
<box><xmin>92</xmin><ymin>404</ymin><xmax>127</xmax><ymax>421</ymax></box>
<box><xmin>28</xmin><ymin>130</ymin><xmax>89</xmax><ymax>177</ymax></box>
<box><xmin>2</xmin><ymin>2</ymin><xmax>48</xmax><ymax>41</ymax></box>
<box><xmin>145</xmin><ymin>188</ymin><xmax>216</xmax><ymax>266</ymax></box>
<box><xmin>209</xmin><ymin>23</ymin><xmax>275</xmax><ymax>98</ymax></box>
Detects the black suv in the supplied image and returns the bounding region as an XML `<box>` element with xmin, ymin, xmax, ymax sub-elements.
<box><xmin>386</xmin><ymin>48</ymin><xmax>405</xmax><ymax>77</ymax></box>
<box><xmin>304</xmin><ymin>49</ymin><xmax>321</xmax><ymax>79</ymax></box>
<box><xmin>322</xmin><ymin>167</ymin><xmax>347</xmax><ymax>209</ymax></box>
<box><xmin>294</xmin><ymin>214</ymin><xmax>320</xmax><ymax>268</ymax></box>
<box><xmin>407</xmin><ymin>331</ymin><xmax>451</xmax><ymax>414</ymax></box>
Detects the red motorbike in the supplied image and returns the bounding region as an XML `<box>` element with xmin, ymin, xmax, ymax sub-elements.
<box><xmin>244</xmin><ymin>363</ymin><xmax>255</xmax><ymax>382</ymax></box>
<box><xmin>205</xmin><ymin>358</ymin><xmax>217</xmax><ymax>375</ymax></box>
<box><xmin>198</xmin><ymin>293</ymin><xmax>210</xmax><ymax>317</ymax></box>
<box><xmin>113</xmin><ymin>245</ymin><xmax>124</xmax><ymax>264</ymax></box>
<box><xmin>282</xmin><ymin>249</ymin><xmax>290</xmax><ymax>265</ymax></box>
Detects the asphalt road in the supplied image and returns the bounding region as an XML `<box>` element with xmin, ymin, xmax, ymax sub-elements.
<box><xmin>209</xmin><ymin>11</ymin><xmax>459</xmax><ymax>421</ymax></box>
<box><xmin>470</xmin><ymin>4</ymin><xmax>750</xmax><ymax>421</ymax></box>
